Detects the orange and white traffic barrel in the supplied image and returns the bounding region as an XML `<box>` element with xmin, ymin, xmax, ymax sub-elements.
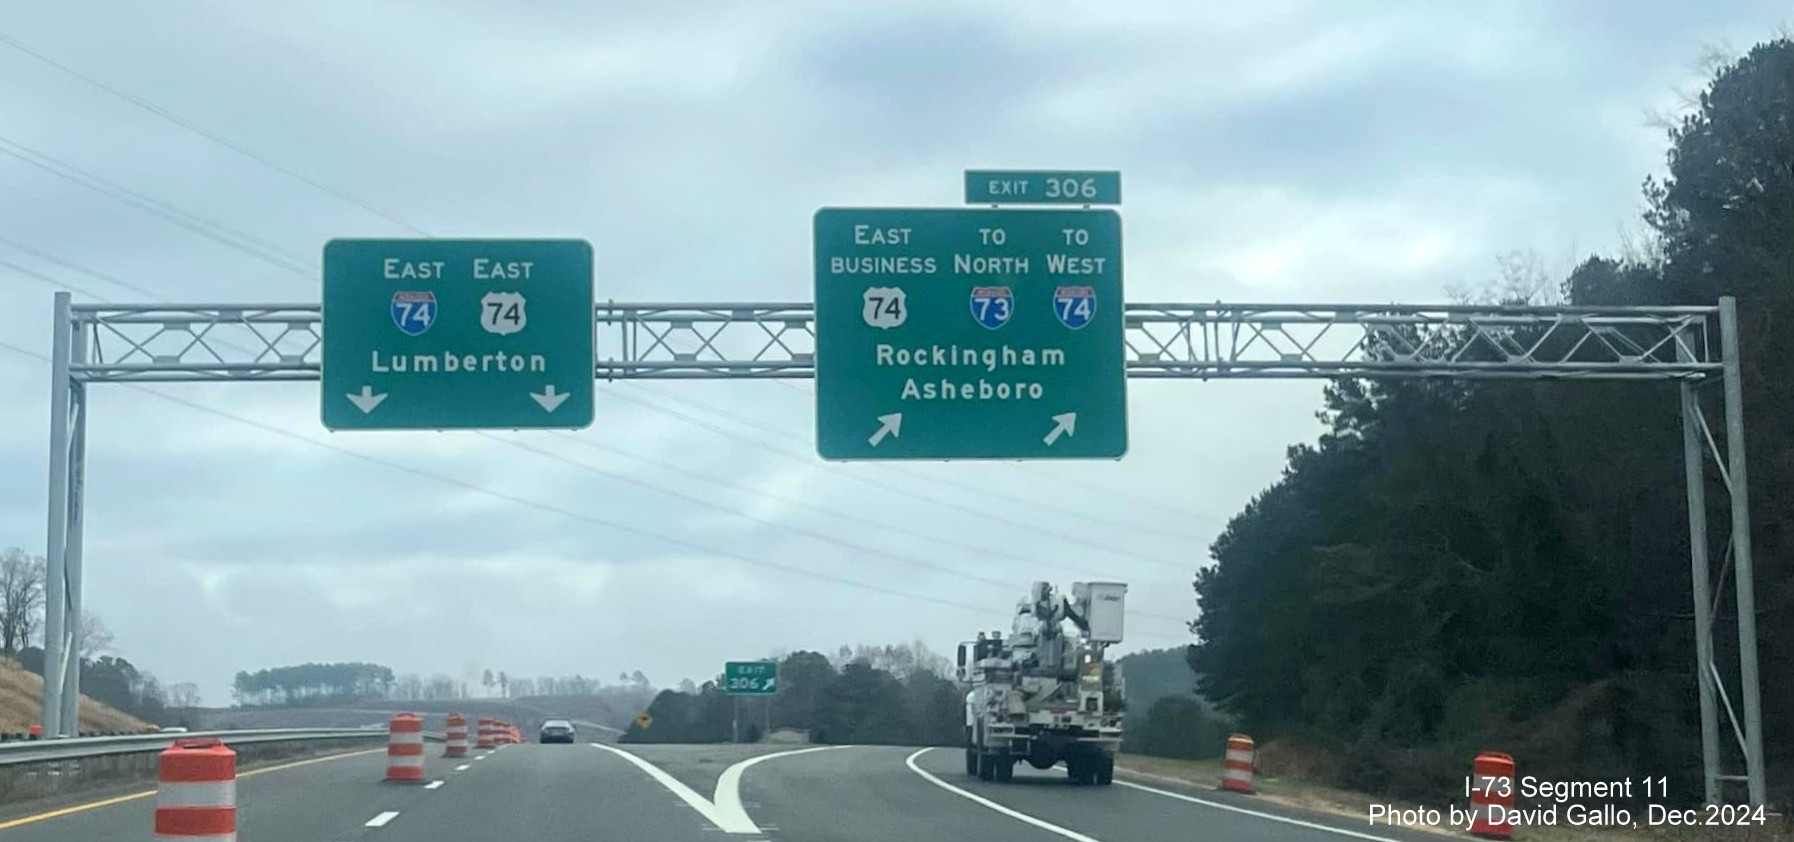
<box><xmin>1220</xmin><ymin>734</ymin><xmax>1255</xmax><ymax>794</ymax></box>
<box><xmin>444</xmin><ymin>713</ymin><xmax>468</xmax><ymax>758</ymax></box>
<box><xmin>475</xmin><ymin>717</ymin><xmax>495</xmax><ymax>749</ymax></box>
<box><xmin>1469</xmin><ymin>752</ymin><xmax>1515</xmax><ymax>838</ymax></box>
<box><xmin>155</xmin><ymin>737</ymin><xmax>235</xmax><ymax>841</ymax></box>
<box><xmin>385</xmin><ymin>712</ymin><xmax>425</xmax><ymax>783</ymax></box>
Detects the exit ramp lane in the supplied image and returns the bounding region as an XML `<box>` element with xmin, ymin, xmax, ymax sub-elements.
<box><xmin>903</xmin><ymin>746</ymin><xmax>1447</xmax><ymax>842</ymax></box>
<box><xmin>366</xmin><ymin>742</ymin><xmax>721</xmax><ymax>842</ymax></box>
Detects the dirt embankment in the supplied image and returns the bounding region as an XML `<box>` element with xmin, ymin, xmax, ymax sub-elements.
<box><xmin>0</xmin><ymin>656</ymin><xmax>153</xmax><ymax>733</ymax></box>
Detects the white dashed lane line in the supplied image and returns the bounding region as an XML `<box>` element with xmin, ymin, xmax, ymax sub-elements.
<box><xmin>365</xmin><ymin>811</ymin><xmax>400</xmax><ymax>827</ymax></box>
<box><xmin>424</xmin><ymin>780</ymin><xmax>444</xmax><ymax>790</ymax></box>
<box><xmin>454</xmin><ymin>763</ymin><xmax>470</xmax><ymax>772</ymax></box>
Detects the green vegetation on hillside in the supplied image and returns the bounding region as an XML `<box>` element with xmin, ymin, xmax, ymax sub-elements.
<box><xmin>621</xmin><ymin>643</ymin><xmax>961</xmax><ymax>746</ymax></box>
<box><xmin>1116</xmin><ymin>647</ymin><xmax>1233</xmax><ymax>760</ymax></box>
<box><xmin>1190</xmin><ymin>39</ymin><xmax>1794</xmax><ymax>807</ymax></box>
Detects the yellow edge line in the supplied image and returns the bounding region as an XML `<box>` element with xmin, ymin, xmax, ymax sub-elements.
<box><xmin>0</xmin><ymin>745</ymin><xmax>384</xmax><ymax>831</ymax></box>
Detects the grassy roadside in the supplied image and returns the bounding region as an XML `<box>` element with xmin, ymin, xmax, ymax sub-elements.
<box><xmin>1114</xmin><ymin>754</ymin><xmax>1792</xmax><ymax>842</ymax></box>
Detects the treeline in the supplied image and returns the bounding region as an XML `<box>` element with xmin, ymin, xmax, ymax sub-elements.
<box><xmin>1114</xmin><ymin>647</ymin><xmax>1234</xmax><ymax>761</ymax></box>
<box><xmin>232</xmin><ymin>662</ymin><xmax>395</xmax><ymax>706</ymax></box>
<box><xmin>1191</xmin><ymin>39</ymin><xmax>1794</xmax><ymax>806</ymax></box>
<box><xmin>621</xmin><ymin>643</ymin><xmax>961</xmax><ymax>746</ymax></box>
<box><xmin>12</xmin><ymin>647</ymin><xmax>176</xmax><ymax>725</ymax></box>
<box><xmin>231</xmin><ymin>662</ymin><xmax>659</xmax><ymax>707</ymax></box>
<box><xmin>477</xmin><ymin>670</ymin><xmax>651</xmax><ymax>699</ymax></box>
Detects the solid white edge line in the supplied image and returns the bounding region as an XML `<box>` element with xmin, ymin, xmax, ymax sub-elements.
<box><xmin>590</xmin><ymin>743</ymin><xmax>737</xmax><ymax>831</ymax></box>
<box><xmin>1114</xmin><ymin>779</ymin><xmax>1404</xmax><ymax>842</ymax></box>
<box><xmin>713</xmin><ymin>745</ymin><xmax>852</xmax><ymax>833</ymax></box>
<box><xmin>902</xmin><ymin>747</ymin><xmax>1104</xmax><ymax>842</ymax></box>
<box><xmin>365</xmin><ymin>810</ymin><xmax>401</xmax><ymax>827</ymax></box>
<box><xmin>424</xmin><ymin>780</ymin><xmax>445</xmax><ymax>790</ymax></box>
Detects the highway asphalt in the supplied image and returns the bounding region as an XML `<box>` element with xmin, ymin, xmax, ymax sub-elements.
<box><xmin>0</xmin><ymin>741</ymin><xmax>1450</xmax><ymax>841</ymax></box>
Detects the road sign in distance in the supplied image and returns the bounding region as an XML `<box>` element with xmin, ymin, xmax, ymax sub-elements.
<box><xmin>723</xmin><ymin>661</ymin><xmax>778</xmax><ymax>695</ymax></box>
<box><xmin>813</xmin><ymin>208</ymin><xmax>1126</xmax><ymax>460</ymax></box>
<box><xmin>321</xmin><ymin>238</ymin><xmax>595</xmax><ymax>431</ymax></box>
<box><xmin>965</xmin><ymin>170</ymin><xmax>1121</xmax><ymax>205</ymax></box>
<box><xmin>635</xmin><ymin>712</ymin><xmax>652</xmax><ymax>729</ymax></box>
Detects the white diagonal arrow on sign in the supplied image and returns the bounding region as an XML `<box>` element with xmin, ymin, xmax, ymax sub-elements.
<box><xmin>347</xmin><ymin>386</ymin><xmax>387</xmax><ymax>414</ymax></box>
<box><xmin>868</xmin><ymin>413</ymin><xmax>902</xmax><ymax>446</ymax></box>
<box><xmin>1043</xmin><ymin>412</ymin><xmax>1077</xmax><ymax>446</ymax></box>
<box><xmin>531</xmin><ymin>384</ymin><xmax>570</xmax><ymax>412</ymax></box>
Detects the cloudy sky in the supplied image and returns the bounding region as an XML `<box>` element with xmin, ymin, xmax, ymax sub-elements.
<box><xmin>0</xmin><ymin>1</ymin><xmax>1785</xmax><ymax>707</ymax></box>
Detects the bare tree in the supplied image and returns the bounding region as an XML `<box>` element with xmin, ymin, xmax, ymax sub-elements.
<box><xmin>0</xmin><ymin>549</ymin><xmax>44</xmax><ymax>654</ymax></box>
<box><xmin>74</xmin><ymin>612</ymin><xmax>115</xmax><ymax>662</ymax></box>
<box><xmin>167</xmin><ymin>682</ymin><xmax>202</xmax><ymax>709</ymax></box>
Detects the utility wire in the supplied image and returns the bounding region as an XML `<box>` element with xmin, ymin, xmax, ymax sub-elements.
<box><xmin>0</xmin><ymin>40</ymin><xmax>1199</xmax><ymax>633</ymax></box>
<box><xmin>3</xmin><ymin>335</ymin><xmax>1192</xmax><ymax>644</ymax></box>
<box><xmin>0</xmin><ymin>235</ymin><xmax>163</xmax><ymax>299</ymax></box>
<box><xmin>0</xmin><ymin>244</ymin><xmax>1194</xmax><ymax>630</ymax></box>
<box><xmin>550</xmin><ymin>430</ymin><xmax>1190</xmax><ymax>592</ymax></box>
<box><xmin>607</xmin><ymin>387</ymin><xmax>1191</xmax><ymax>572</ymax></box>
<box><xmin>0</xmin><ymin>30</ymin><xmax>428</xmax><ymax>235</ymax></box>
<box><xmin>0</xmin><ymin>136</ymin><xmax>314</xmax><ymax>276</ymax></box>
<box><xmin>0</xmin><ymin>40</ymin><xmax>1201</xmax><ymax>574</ymax></box>
<box><xmin>0</xmin><ymin>339</ymin><xmax>986</xmax><ymax>614</ymax></box>
<box><xmin>773</xmin><ymin>379</ymin><xmax>1224</xmax><ymax>531</ymax></box>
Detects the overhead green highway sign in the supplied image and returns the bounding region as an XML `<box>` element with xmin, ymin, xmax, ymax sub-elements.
<box><xmin>320</xmin><ymin>238</ymin><xmax>595</xmax><ymax>431</ymax></box>
<box><xmin>965</xmin><ymin>170</ymin><xmax>1121</xmax><ymax>205</ymax></box>
<box><xmin>723</xmin><ymin>661</ymin><xmax>778</xmax><ymax>695</ymax></box>
<box><xmin>813</xmin><ymin>208</ymin><xmax>1126</xmax><ymax>461</ymax></box>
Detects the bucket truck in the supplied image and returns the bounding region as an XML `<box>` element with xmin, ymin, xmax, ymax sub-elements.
<box><xmin>957</xmin><ymin>581</ymin><xmax>1127</xmax><ymax>785</ymax></box>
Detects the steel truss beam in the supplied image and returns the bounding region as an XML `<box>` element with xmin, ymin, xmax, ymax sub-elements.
<box><xmin>40</xmin><ymin>295</ymin><xmax>1765</xmax><ymax>807</ymax></box>
<box><xmin>65</xmin><ymin>301</ymin><xmax>1719</xmax><ymax>382</ymax></box>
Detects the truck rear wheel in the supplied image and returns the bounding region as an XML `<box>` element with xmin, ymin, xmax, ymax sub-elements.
<box><xmin>1095</xmin><ymin>755</ymin><xmax>1114</xmax><ymax>786</ymax></box>
<box><xmin>978</xmin><ymin>753</ymin><xmax>996</xmax><ymax>781</ymax></box>
<box><xmin>994</xmin><ymin>758</ymin><xmax>1013</xmax><ymax>783</ymax></box>
<box><xmin>965</xmin><ymin>746</ymin><xmax>979</xmax><ymax>776</ymax></box>
<box><xmin>1066</xmin><ymin>757</ymin><xmax>1089</xmax><ymax>785</ymax></box>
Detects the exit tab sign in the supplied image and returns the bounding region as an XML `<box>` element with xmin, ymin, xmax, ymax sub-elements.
<box><xmin>965</xmin><ymin>170</ymin><xmax>1121</xmax><ymax>206</ymax></box>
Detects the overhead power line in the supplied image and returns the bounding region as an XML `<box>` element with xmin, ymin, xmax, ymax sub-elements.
<box><xmin>0</xmin><ymin>241</ymin><xmax>1189</xmax><ymax>624</ymax></box>
<box><xmin>0</xmin><ymin>235</ymin><xmax>164</xmax><ymax>299</ymax></box>
<box><xmin>1</xmin><ymin>256</ymin><xmax>109</xmax><ymax>300</ymax></box>
<box><xmin>0</xmin><ymin>339</ymin><xmax>984</xmax><ymax>614</ymax></box>
<box><xmin>0</xmin><ymin>30</ymin><xmax>428</xmax><ymax>235</ymax></box>
<box><xmin>0</xmin><ymin>39</ymin><xmax>1195</xmax><ymax>633</ymax></box>
<box><xmin>0</xmin><ymin>136</ymin><xmax>314</xmax><ymax>276</ymax></box>
<box><xmin>772</xmin><ymin>380</ymin><xmax>1225</xmax><ymax>530</ymax></box>
<box><xmin>549</xmin><ymin>430</ymin><xmax>1190</xmax><ymax>591</ymax></box>
<box><xmin>3</xmin><ymin>332</ymin><xmax>1192</xmax><ymax>644</ymax></box>
<box><xmin>608</xmin><ymin>387</ymin><xmax>1191</xmax><ymax>572</ymax></box>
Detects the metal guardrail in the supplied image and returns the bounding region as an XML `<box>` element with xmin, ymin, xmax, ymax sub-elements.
<box><xmin>0</xmin><ymin>727</ymin><xmax>411</xmax><ymax>766</ymax></box>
